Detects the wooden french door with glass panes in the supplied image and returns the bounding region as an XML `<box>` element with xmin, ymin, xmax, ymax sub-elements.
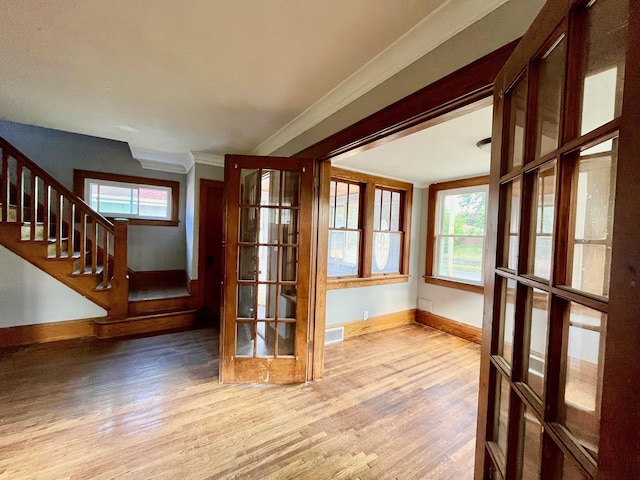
<box><xmin>221</xmin><ymin>155</ymin><xmax>314</xmax><ymax>384</ymax></box>
<box><xmin>476</xmin><ymin>0</ymin><xmax>640</xmax><ymax>478</ymax></box>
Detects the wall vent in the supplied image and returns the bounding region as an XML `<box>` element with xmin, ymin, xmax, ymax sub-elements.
<box><xmin>325</xmin><ymin>326</ymin><xmax>345</xmax><ymax>345</ymax></box>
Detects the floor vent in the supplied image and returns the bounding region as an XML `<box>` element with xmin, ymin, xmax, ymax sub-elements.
<box><xmin>325</xmin><ymin>326</ymin><xmax>345</xmax><ymax>345</ymax></box>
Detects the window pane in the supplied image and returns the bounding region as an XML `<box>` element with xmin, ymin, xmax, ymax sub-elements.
<box><xmin>507</xmin><ymin>77</ymin><xmax>527</xmax><ymax>172</ymax></box>
<box><xmin>559</xmin><ymin>302</ymin><xmax>605</xmax><ymax>461</ymax></box>
<box><xmin>347</xmin><ymin>184</ymin><xmax>360</xmax><ymax>229</ymax></box>
<box><xmin>373</xmin><ymin>188</ymin><xmax>381</xmax><ymax>230</ymax></box>
<box><xmin>380</xmin><ymin>189</ymin><xmax>392</xmax><ymax>230</ymax></box>
<box><xmin>521</xmin><ymin>407</ymin><xmax>543</xmax><ymax>480</ymax></box>
<box><xmin>277</xmin><ymin>322</ymin><xmax>295</xmax><ymax>356</ymax></box>
<box><xmin>257</xmin><ymin>283</ymin><xmax>277</xmax><ymax>320</ymax></box>
<box><xmin>236</xmin><ymin>321</ymin><xmax>255</xmax><ymax>357</ymax></box>
<box><xmin>257</xmin><ymin>246</ymin><xmax>277</xmax><ymax>282</ymax></box>
<box><xmin>239</xmin><ymin>246</ymin><xmax>257</xmax><ymax>281</ymax></box>
<box><xmin>334</xmin><ymin>181</ymin><xmax>349</xmax><ymax>229</ymax></box>
<box><xmin>327</xmin><ymin>230</ymin><xmax>360</xmax><ymax>277</ymax></box>
<box><xmin>579</xmin><ymin>0</ymin><xmax>628</xmax><ymax>136</ymax></box>
<box><xmin>524</xmin><ymin>289</ymin><xmax>548</xmax><ymax>399</ymax></box>
<box><xmin>535</xmin><ymin>37</ymin><xmax>566</xmax><ymax>158</ymax></box>
<box><xmin>390</xmin><ymin>191</ymin><xmax>400</xmax><ymax>231</ymax></box>
<box><xmin>566</xmin><ymin>138</ymin><xmax>617</xmax><ymax>298</ymax></box>
<box><xmin>256</xmin><ymin>322</ymin><xmax>275</xmax><ymax>357</ymax></box>
<box><xmin>260</xmin><ymin>169</ymin><xmax>281</xmax><ymax>206</ymax></box>
<box><xmin>502</xmin><ymin>179</ymin><xmax>521</xmax><ymax>270</ymax></box>
<box><xmin>282</xmin><ymin>171</ymin><xmax>300</xmax><ymax>207</ymax></box>
<box><xmin>280</xmin><ymin>246</ymin><xmax>297</xmax><ymax>282</ymax></box>
<box><xmin>278</xmin><ymin>286</ymin><xmax>297</xmax><ymax>320</ymax></box>
<box><xmin>240</xmin><ymin>169</ymin><xmax>260</xmax><ymax>205</ymax></box>
<box><xmin>237</xmin><ymin>285</ymin><xmax>255</xmax><ymax>319</ymax></box>
<box><xmin>281</xmin><ymin>209</ymin><xmax>299</xmax><ymax>245</ymax></box>
<box><xmin>544</xmin><ymin>437</ymin><xmax>590</xmax><ymax>480</ymax></box>
<box><xmin>329</xmin><ymin>180</ymin><xmax>336</xmax><ymax>228</ymax></box>
<box><xmin>138</xmin><ymin>187</ymin><xmax>169</xmax><ymax>218</ymax></box>
<box><xmin>372</xmin><ymin>232</ymin><xmax>401</xmax><ymax>274</ymax></box>
<box><xmin>498</xmin><ymin>278</ymin><xmax>516</xmax><ymax>366</ymax></box>
<box><xmin>530</xmin><ymin>165</ymin><xmax>556</xmax><ymax>280</ymax></box>
<box><xmin>98</xmin><ymin>184</ymin><xmax>135</xmax><ymax>215</ymax></box>
<box><xmin>258</xmin><ymin>208</ymin><xmax>279</xmax><ymax>244</ymax></box>
<box><xmin>440</xmin><ymin>190</ymin><xmax>487</xmax><ymax>236</ymax></box>
<box><xmin>437</xmin><ymin>236</ymin><xmax>484</xmax><ymax>283</ymax></box>
<box><xmin>493</xmin><ymin>372</ymin><xmax>511</xmax><ymax>463</ymax></box>
<box><xmin>239</xmin><ymin>208</ymin><xmax>258</xmax><ymax>243</ymax></box>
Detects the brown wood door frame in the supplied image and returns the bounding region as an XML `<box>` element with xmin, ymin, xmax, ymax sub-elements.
<box><xmin>198</xmin><ymin>179</ymin><xmax>225</xmax><ymax>325</ymax></box>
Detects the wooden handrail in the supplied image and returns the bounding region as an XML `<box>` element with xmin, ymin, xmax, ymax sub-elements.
<box><xmin>0</xmin><ymin>136</ymin><xmax>129</xmax><ymax>318</ymax></box>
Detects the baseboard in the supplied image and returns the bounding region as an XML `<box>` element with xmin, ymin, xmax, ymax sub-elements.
<box><xmin>415</xmin><ymin>310</ymin><xmax>482</xmax><ymax>344</ymax></box>
<box><xmin>94</xmin><ymin>310</ymin><xmax>199</xmax><ymax>339</ymax></box>
<box><xmin>0</xmin><ymin>317</ymin><xmax>100</xmax><ymax>348</ymax></box>
<box><xmin>330</xmin><ymin>309</ymin><xmax>416</xmax><ymax>339</ymax></box>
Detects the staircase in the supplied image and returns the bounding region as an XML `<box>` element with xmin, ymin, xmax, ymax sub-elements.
<box><xmin>0</xmin><ymin>137</ymin><xmax>198</xmax><ymax>340</ymax></box>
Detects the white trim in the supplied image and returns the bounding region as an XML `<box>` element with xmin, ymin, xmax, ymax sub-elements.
<box><xmin>129</xmin><ymin>145</ymin><xmax>194</xmax><ymax>174</ymax></box>
<box><xmin>192</xmin><ymin>152</ymin><xmax>225</xmax><ymax>168</ymax></box>
<box><xmin>252</xmin><ymin>0</ymin><xmax>509</xmax><ymax>155</ymax></box>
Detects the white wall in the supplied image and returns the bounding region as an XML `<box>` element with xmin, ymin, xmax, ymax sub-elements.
<box><xmin>0</xmin><ymin>246</ymin><xmax>106</xmax><ymax>327</ymax></box>
<box><xmin>325</xmin><ymin>189</ymin><xmax>422</xmax><ymax>325</ymax></box>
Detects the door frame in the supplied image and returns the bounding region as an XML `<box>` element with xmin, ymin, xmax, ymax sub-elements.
<box><xmin>297</xmin><ymin>40</ymin><xmax>519</xmax><ymax>380</ymax></box>
<box><xmin>198</xmin><ymin>179</ymin><xmax>225</xmax><ymax>320</ymax></box>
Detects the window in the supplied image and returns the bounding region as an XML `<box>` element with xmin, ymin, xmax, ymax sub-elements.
<box><xmin>74</xmin><ymin>170</ymin><xmax>179</xmax><ymax>226</ymax></box>
<box><xmin>425</xmin><ymin>176</ymin><xmax>489</xmax><ymax>292</ymax></box>
<box><xmin>327</xmin><ymin>167</ymin><xmax>412</xmax><ymax>288</ymax></box>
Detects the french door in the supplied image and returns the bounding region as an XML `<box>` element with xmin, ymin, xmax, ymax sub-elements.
<box><xmin>221</xmin><ymin>155</ymin><xmax>315</xmax><ymax>384</ymax></box>
<box><xmin>476</xmin><ymin>0</ymin><xmax>640</xmax><ymax>479</ymax></box>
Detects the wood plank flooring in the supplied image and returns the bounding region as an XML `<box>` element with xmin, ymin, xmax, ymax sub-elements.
<box><xmin>0</xmin><ymin>324</ymin><xmax>480</xmax><ymax>479</ymax></box>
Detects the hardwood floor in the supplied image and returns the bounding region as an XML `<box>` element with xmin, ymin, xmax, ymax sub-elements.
<box><xmin>0</xmin><ymin>324</ymin><xmax>480</xmax><ymax>479</ymax></box>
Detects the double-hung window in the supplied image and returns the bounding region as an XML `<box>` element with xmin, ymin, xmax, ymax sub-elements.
<box><xmin>426</xmin><ymin>176</ymin><xmax>488</xmax><ymax>290</ymax></box>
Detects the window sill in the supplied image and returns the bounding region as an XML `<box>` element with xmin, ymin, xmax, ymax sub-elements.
<box><xmin>327</xmin><ymin>274</ymin><xmax>409</xmax><ymax>290</ymax></box>
<box><xmin>423</xmin><ymin>276</ymin><xmax>484</xmax><ymax>294</ymax></box>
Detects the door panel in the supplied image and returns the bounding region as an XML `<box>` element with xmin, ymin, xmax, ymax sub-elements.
<box><xmin>200</xmin><ymin>180</ymin><xmax>224</xmax><ymax>326</ymax></box>
<box><xmin>221</xmin><ymin>155</ymin><xmax>314</xmax><ymax>384</ymax></box>
<box><xmin>476</xmin><ymin>0</ymin><xmax>636</xmax><ymax>478</ymax></box>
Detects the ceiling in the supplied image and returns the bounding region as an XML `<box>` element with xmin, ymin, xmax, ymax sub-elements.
<box><xmin>333</xmin><ymin>104</ymin><xmax>493</xmax><ymax>187</ymax></box>
<box><xmin>0</xmin><ymin>0</ymin><xmax>508</xmax><ymax>170</ymax></box>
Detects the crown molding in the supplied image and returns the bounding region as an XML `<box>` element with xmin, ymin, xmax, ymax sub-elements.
<box><xmin>252</xmin><ymin>0</ymin><xmax>509</xmax><ymax>156</ymax></box>
<box><xmin>129</xmin><ymin>145</ymin><xmax>194</xmax><ymax>174</ymax></box>
<box><xmin>193</xmin><ymin>152</ymin><xmax>225</xmax><ymax>168</ymax></box>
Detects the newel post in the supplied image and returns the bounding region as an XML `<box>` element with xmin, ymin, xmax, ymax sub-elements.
<box><xmin>110</xmin><ymin>218</ymin><xmax>129</xmax><ymax>319</ymax></box>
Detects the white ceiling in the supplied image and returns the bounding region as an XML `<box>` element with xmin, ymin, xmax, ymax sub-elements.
<box><xmin>332</xmin><ymin>104</ymin><xmax>493</xmax><ymax>187</ymax></box>
<box><xmin>0</xmin><ymin>0</ymin><xmax>509</xmax><ymax>170</ymax></box>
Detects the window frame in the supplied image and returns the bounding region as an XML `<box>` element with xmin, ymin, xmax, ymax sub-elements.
<box><xmin>73</xmin><ymin>169</ymin><xmax>180</xmax><ymax>226</ymax></box>
<box><xmin>425</xmin><ymin>175</ymin><xmax>489</xmax><ymax>293</ymax></box>
<box><xmin>327</xmin><ymin>167</ymin><xmax>413</xmax><ymax>289</ymax></box>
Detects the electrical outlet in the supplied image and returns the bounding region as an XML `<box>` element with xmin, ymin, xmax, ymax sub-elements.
<box><xmin>363</xmin><ymin>310</ymin><xmax>369</xmax><ymax>320</ymax></box>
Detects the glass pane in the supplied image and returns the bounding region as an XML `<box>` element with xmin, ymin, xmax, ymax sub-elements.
<box><xmin>507</xmin><ymin>77</ymin><xmax>527</xmax><ymax>172</ymax></box>
<box><xmin>372</xmin><ymin>232</ymin><xmax>401</xmax><ymax>274</ymax></box>
<box><xmin>439</xmin><ymin>189</ymin><xmax>487</xmax><ymax>236</ymax></box>
<box><xmin>281</xmin><ymin>209</ymin><xmax>299</xmax><ymax>245</ymax></box>
<box><xmin>493</xmin><ymin>372</ymin><xmax>511</xmax><ymax>462</ymax></box>
<box><xmin>559</xmin><ymin>302</ymin><xmax>605</xmax><ymax>461</ymax></box>
<box><xmin>530</xmin><ymin>165</ymin><xmax>556</xmax><ymax>279</ymax></box>
<box><xmin>328</xmin><ymin>230</ymin><xmax>360</xmax><ymax>277</ymax></box>
<box><xmin>257</xmin><ymin>246</ymin><xmax>277</xmax><ymax>282</ymax></box>
<box><xmin>280</xmin><ymin>246</ymin><xmax>298</xmax><ymax>282</ymax></box>
<box><xmin>373</xmin><ymin>188</ymin><xmax>381</xmax><ymax>230</ymax></box>
<box><xmin>237</xmin><ymin>284</ymin><xmax>256</xmax><ymax>319</ymax></box>
<box><xmin>239</xmin><ymin>246</ymin><xmax>257</xmax><ymax>281</ymax></box>
<box><xmin>502</xmin><ymin>179</ymin><xmax>521</xmax><ymax>270</ymax></box>
<box><xmin>390</xmin><ymin>191</ymin><xmax>400</xmax><ymax>231</ymax></box>
<box><xmin>579</xmin><ymin>0</ymin><xmax>628</xmax><ymax>136</ymax></box>
<box><xmin>380</xmin><ymin>189</ymin><xmax>392</xmax><ymax>230</ymax></box>
<box><xmin>138</xmin><ymin>187</ymin><xmax>169</xmax><ymax>218</ymax></box>
<box><xmin>535</xmin><ymin>37</ymin><xmax>566</xmax><ymax>158</ymax></box>
<box><xmin>437</xmin><ymin>236</ymin><xmax>484</xmax><ymax>283</ymax></box>
<box><xmin>347</xmin><ymin>184</ymin><xmax>360</xmax><ymax>229</ymax></box>
<box><xmin>240</xmin><ymin>169</ymin><xmax>260</xmax><ymax>205</ymax></box>
<box><xmin>259</xmin><ymin>208</ymin><xmax>279</xmax><ymax>244</ymax></box>
<box><xmin>524</xmin><ymin>289</ymin><xmax>549</xmax><ymax>399</ymax></box>
<box><xmin>334</xmin><ymin>181</ymin><xmax>349</xmax><ymax>229</ymax></box>
<box><xmin>499</xmin><ymin>278</ymin><xmax>516</xmax><ymax>366</ymax></box>
<box><xmin>279</xmin><ymin>285</ymin><xmax>297</xmax><ymax>319</ymax></box>
<box><xmin>98</xmin><ymin>184</ymin><xmax>136</xmax><ymax>215</ymax></box>
<box><xmin>239</xmin><ymin>208</ymin><xmax>258</xmax><ymax>243</ymax></box>
<box><xmin>277</xmin><ymin>322</ymin><xmax>295</xmax><ymax>356</ymax></box>
<box><xmin>329</xmin><ymin>180</ymin><xmax>336</xmax><ymax>228</ymax></box>
<box><xmin>260</xmin><ymin>169</ymin><xmax>281</xmax><ymax>206</ymax></box>
<box><xmin>236</xmin><ymin>321</ymin><xmax>255</xmax><ymax>356</ymax></box>
<box><xmin>544</xmin><ymin>439</ymin><xmax>589</xmax><ymax>480</ymax></box>
<box><xmin>521</xmin><ymin>407</ymin><xmax>543</xmax><ymax>480</ymax></box>
<box><xmin>257</xmin><ymin>284</ymin><xmax>277</xmax><ymax>320</ymax></box>
<box><xmin>256</xmin><ymin>322</ymin><xmax>275</xmax><ymax>357</ymax></box>
<box><xmin>567</xmin><ymin>139</ymin><xmax>617</xmax><ymax>297</ymax></box>
<box><xmin>282</xmin><ymin>171</ymin><xmax>300</xmax><ymax>207</ymax></box>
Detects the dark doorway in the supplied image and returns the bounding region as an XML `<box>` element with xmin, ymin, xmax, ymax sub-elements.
<box><xmin>199</xmin><ymin>180</ymin><xmax>224</xmax><ymax>326</ymax></box>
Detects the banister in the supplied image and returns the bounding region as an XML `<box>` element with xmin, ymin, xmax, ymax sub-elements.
<box><xmin>0</xmin><ymin>136</ymin><xmax>115</xmax><ymax>232</ymax></box>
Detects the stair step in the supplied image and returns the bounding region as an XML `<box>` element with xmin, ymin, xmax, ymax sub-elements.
<box><xmin>94</xmin><ymin>310</ymin><xmax>199</xmax><ymax>339</ymax></box>
<box><xmin>71</xmin><ymin>265</ymin><xmax>104</xmax><ymax>276</ymax></box>
<box><xmin>0</xmin><ymin>204</ymin><xmax>18</xmax><ymax>222</ymax></box>
<box><xmin>20</xmin><ymin>223</ymin><xmax>46</xmax><ymax>241</ymax></box>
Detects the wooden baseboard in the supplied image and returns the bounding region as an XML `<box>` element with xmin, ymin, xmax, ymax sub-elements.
<box><xmin>330</xmin><ymin>309</ymin><xmax>416</xmax><ymax>339</ymax></box>
<box><xmin>94</xmin><ymin>310</ymin><xmax>199</xmax><ymax>339</ymax></box>
<box><xmin>0</xmin><ymin>318</ymin><xmax>99</xmax><ymax>348</ymax></box>
<box><xmin>415</xmin><ymin>310</ymin><xmax>482</xmax><ymax>344</ymax></box>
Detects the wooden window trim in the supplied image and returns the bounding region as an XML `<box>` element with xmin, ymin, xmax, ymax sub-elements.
<box><xmin>425</xmin><ymin>175</ymin><xmax>489</xmax><ymax>292</ymax></box>
<box><xmin>327</xmin><ymin>167</ymin><xmax>413</xmax><ymax>289</ymax></box>
<box><xmin>73</xmin><ymin>169</ymin><xmax>180</xmax><ymax>226</ymax></box>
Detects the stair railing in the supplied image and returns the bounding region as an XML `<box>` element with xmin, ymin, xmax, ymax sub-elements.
<box><xmin>0</xmin><ymin>137</ymin><xmax>129</xmax><ymax>319</ymax></box>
